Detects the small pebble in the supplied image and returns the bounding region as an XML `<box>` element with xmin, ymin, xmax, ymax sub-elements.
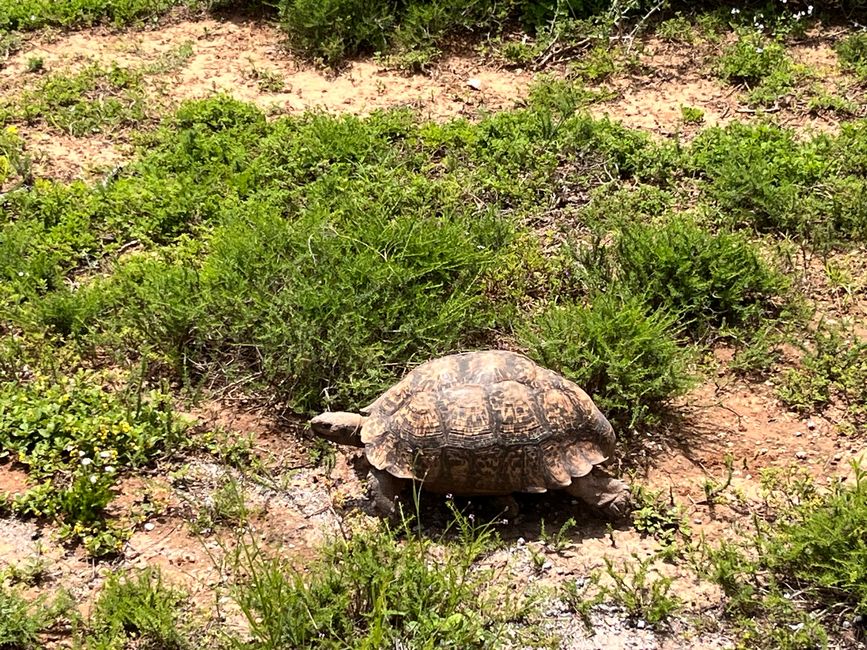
<box><xmin>796</xmin><ymin>451</ymin><xmax>807</xmax><ymax>460</ymax></box>
<box><xmin>467</xmin><ymin>78</ymin><xmax>482</xmax><ymax>90</ymax></box>
<box><xmin>636</xmin><ymin>619</ymin><xmax>646</xmax><ymax>629</ymax></box>
<box><xmin>143</xmin><ymin>522</ymin><xmax>155</xmax><ymax>531</ymax></box>
<box><xmin>807</xmin><ymin>420</ymin><xmax>816</xmax><ymax>430</ymax></box>
<box><xmin>794</xmin><ymin>431</ymin><xmax>803</xmax><ymax>437</ymax></box>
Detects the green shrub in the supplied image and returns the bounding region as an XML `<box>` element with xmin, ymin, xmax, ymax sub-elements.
<box><xmin>279</xmin><ymin>0</ymin><xmax>396</xmax><ymax>66</ymax></box>
<box><xmin>574</xmin><ymin>217</ymin><xmax>790</xmax><ymax>340</ymax></box>
<box><xmin>0</xmin><ymin>585</ymin><xmax>66</xmax><ymax>649</ymax></box>
<box><xmin>702</xmin><ymin>463</ymin><xmax>867</xmax><ymax>646</ymax></box>
<box><xmin>768</xmin><ymin>463</ymin><xmax>867</xmax><ymax>614</ymax></box>
<box><xmin>139</xmin><ymin>187</ymin><xmax>506</xmax><ymax>412</ymax></box>
<box><xmin>687</xmin><ymin>122</ymin><xmax>867</xmax><ymax>244</ymax></box>
<box><xmin>518</xmin><ymin>291</ymin><xmax>693</xmax><ymax>429</ymax></box>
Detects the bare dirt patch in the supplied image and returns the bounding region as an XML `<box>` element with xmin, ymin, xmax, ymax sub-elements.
<box><xmin>3</xmin><ymin>18</ymin><xmax>533</xmax><ymax>119</ymax></box>
<box><xmin>18</xmin><ymin>125</ymin><xmax>130</xmax><ymax>182</ymax></box>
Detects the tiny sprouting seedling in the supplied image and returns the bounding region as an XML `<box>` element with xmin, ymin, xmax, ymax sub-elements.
<box><xmin>25</xmin><ymin>56</ymin><xmax>43</xmax><ymax>73</ymax></box>
<box><xmin>703</xmin><ymin>453</ymin><xmax>735</xmax><ymax>505</ymax></box>
<box><xmin>539</xmin><ymin>517</ymin><xmax>577</xmax><ymax>553</ymax></box>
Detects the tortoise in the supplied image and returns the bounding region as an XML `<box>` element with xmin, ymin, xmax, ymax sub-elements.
<box><xmin>310</xmin><ymin>350</ymin><xmax>630</xmax><ymax>519</ymax></box>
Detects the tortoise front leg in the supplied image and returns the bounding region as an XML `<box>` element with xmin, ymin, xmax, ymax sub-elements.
<box><xmin>565</xmin><ymin>469</ymin><xmax>632</xmax><ymax>520</ymax></box>
<box><xmin>369</xmin><ymin>468</ymin><xmax>410</xmax><ymax>521</ymax></box>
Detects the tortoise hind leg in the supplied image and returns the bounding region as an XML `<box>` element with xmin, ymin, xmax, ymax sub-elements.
<box><xmin>369</xmin><ymin>468</ymin><xmax>410</xmax><ymax>521</ymax></box>
<box><xmin>565</xmin><ymin>469</ymin><xmax>632</xmax><ymax>520</ymax></box>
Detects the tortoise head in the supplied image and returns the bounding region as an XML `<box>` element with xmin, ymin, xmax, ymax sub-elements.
<box><xmin>310</xmin><ymin>411</ymin><xmax>366</xmax><ymax>448</ymax></box>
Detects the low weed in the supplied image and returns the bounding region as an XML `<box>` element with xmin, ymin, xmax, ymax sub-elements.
<box><xmin>680</xmin><ymin>105</ymin><xmax>704</xmax><ymax>124</ymax></box>
<box><xmin>0</xmin><ymin>371</ymin><xmax>185</xmax><ymax>554</ymax></box>
<box><xmin>4</xmin><ymin>63</ymin><xmax>148</xmax><ymax>135</ymax></box>
<box><xmin>563</xmin><ymin>553</ymin><xmax>682</xmax><ymax>627</ymax></box>
<box><xmin>539</xmin><ymin>517</ymin><xmax>577</xmax><ymax>553</ymax></box>
<box><xmin>836</xmin><ymin>32</ymin><xmax>867</xmax><ymax>80</ymax></box>
<box><xmin>777</xmin><ymin>323</ymin><xmax>867</xmax><ymax>425</ymax></box>
<box><xmin>80</xmin><ymin>568</ymin><xmax>189</xmax><ymax>649</ymax></box>
<box><xmin>598</xmin><ymin>554</ymin><xmax>681</xmax><ymax>625</ymax></box>
<box><xmin>0</xmin><ymin>124</ymin><xmax>32</xmax><ymax>189</ymax></box>
<box><xmin>227</xmin><ymin>508</ymin><xmax>522</xmax><ymax>648</ymax></box>
<box><xmin>630</xmin><ymin>484</ymin><xmax>690</xmax><ymax>549</ymax></box>
<box><xmin>527</xmin><ymin>76</ymin><xmax>611</xmax><ymax>115</ymax></box>
<box><xmin>656</xmin><ymin>13</ymin><xmax>695</xmax><ymax>43</ymax></box>
<box><xmin>518</xmin><ymin>291</ymin><xmax>693</xmax><ymax>430</ymax></box>
<box><xmin>2</xmin><ymin>556</ymin><xmax>50</xmax><ymax>587</ymax></box>
<box><xmin>188</xmin><ymin>474</ymin><xmax>249</xmax><ymax>534</ymax></box>
<box><xmin>700</xmin><ymin>462</ymin><xmax>867</xmax><ymax>646</ymax></box>
<box><xmin>716</xmin><ymin>31</ymin><xmax>798</xmax><ymax>107</ymax></box>
<box><xmin>0</xmin><ymin>0</ymin><xmax>180</xmax><ymax>31</ymax></box>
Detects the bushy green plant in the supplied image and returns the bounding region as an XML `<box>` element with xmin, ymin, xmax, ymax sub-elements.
<box><xmin>518</xmin><ymin>291</ymin><xmax>693</xmax><ymax>429</ymax></box>
<box><xmin>700</xmin><ymin>463</ymin><xmax>867</xmax><ymax>646</ymax></box>
<box><xmin>575</xmin><ymin>216</ymin><xmax>790</xmax><ymax>340</ymax></box>
<box><xmin>0</xmin><ymin>585</ymin><xmax>57</xmax><ymax>649</ymax></box>
<box><xmin>279</xmin><ymin>0</ymin><xmax>395</xmax><ymax>66</ymax></box>
<box><xmin>687</xmin><ymin>121</ymin><xmax>867</xmax><ymax>245</ymax></box>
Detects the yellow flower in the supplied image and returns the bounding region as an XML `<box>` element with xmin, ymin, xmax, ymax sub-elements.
<box><xmin>4</xmin><ymin>125</ymin><xmax>18</xmax><ymax>135</ymax></box>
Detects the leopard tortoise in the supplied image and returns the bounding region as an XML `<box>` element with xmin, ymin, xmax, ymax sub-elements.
<box><xmin>310</xmin><ymin>350</ymin><xmax>630</xmax><ymax>519</ymax></box>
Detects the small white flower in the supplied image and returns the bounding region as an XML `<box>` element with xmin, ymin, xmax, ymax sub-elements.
<box><xmin>807</xmin><ymin>4</ymin><xmax>813</xmax><ymax>14</ymax></box>
<box><xmin>756</xmin><ymin>47</ymin><xmax>764</xmax><ymax>53</ymax></box>
<box><xmin>17</xmin><ymin>271</ymin><xmax>24</xmax><ymax>277</ymax></box>
<box><xmin>756</xmin><ymin>23</ymin><xmax>765</xmax><ymax>30</ymax></box>
<box><xmin>81</xmin><ymin>457</ymin><xmax>92</xmax><ymax>466</ymax></box>
<box><xmin>104</xmin><ymin>466</ymin><xmax>115</xmax><ymax>474</ymax></box>
<box><xmin>89</xmin><ymin>475</ymin><xmax>98</xmax><ymax>484</ymax></box>
<box><xmin>30</xmin><ymin>14</ymin><xmax>36</xmax><ymax>21</ymax></box>
<box><xmin>731</xmin><ymin>7</ymin><xmax>740</xmax><ymax>13</ymax></box>
<box><xmin>78</xmin><ymin>450</ymin><xmax>87</xmax><ymax>457</ymax></box>
<box><xmin>99</xmin><ymin>451</ymin><xmax>111</xmax><ymax>459</ymax></box>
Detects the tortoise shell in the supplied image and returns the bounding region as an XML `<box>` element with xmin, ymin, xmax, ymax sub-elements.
<box><xmin>359</xmin><ymin>350</ymin><xmax>615</xmax><ymax>495</ymax></box>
